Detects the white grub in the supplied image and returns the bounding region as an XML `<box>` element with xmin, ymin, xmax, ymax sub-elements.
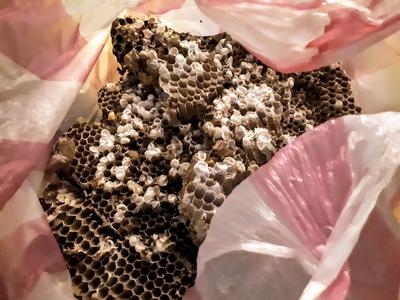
<box><xmin>111</xmin><ymin>165</ymin><xmax>127</xmax><ymax>181</ymax></box>
<box><xmin>120</xmin><ymin>137</ymin><xmax>130</xmax><ymax>144</ymax></box>
<box><xmin>213</xmin><ymin>162</ymin><xmax>228</xmax><ymax>174</ymax></box>
<box><xmin>116</xmin><ymin>203</ymin><xmax>128</xmax><ymax>213</ymax></box>
<box><xmin>242</xmin><ymin>131</ymin><xmax>255</xmax><ymax>151</ymax></box>
<box><xmin>282</xmin><ymin>133</ymin><xmax>296</xmax><ymax>144</ymax></box>
<box><xmin>107</xmin><ymin>157</ymin><xmax>130</xmax><ymax>182</ymax></box>
<box><xmin>113</xmin><ymin>203</ymin><xmax>128</xmax><ymax>222</ymax></box>
<box><xmin>98</xmin><ymin>129</ymin><xmax>115</xmax><ymax>152</ymax></box>
<box><xmin>180</xmin><ymin>40</ymin><xmax>199</xmax><ymax>52</ymax></box>
<box><xmin>145</xmin><ymin>143</ymin><xmax>162</xmax><ymax>160</ymax></box>
<box><xmin>168</xmin><ymin>167</ymin><xmax>178</xmax><ymax>178</ymax></box>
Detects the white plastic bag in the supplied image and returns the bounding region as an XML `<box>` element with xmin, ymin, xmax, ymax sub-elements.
<box><xmin>0</xmin><ymin>0</ymin><xmax>399</xmax><ymax>299</ymax></box>
<box><xmin>187</xmin><ymin>112</ymin><xmax>400</xmax><ymax>300</ymax></box>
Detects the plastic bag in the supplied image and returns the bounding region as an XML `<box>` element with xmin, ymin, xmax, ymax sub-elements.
<box><xmin>0</xmin><ymin>0</ymin><xmax>399</xmax><ymax>299</ymax></box>
<box><xmin>194</xmin><ymin>0</ymin><xmax>400</xmax><ymax>73</ymax></box>
<box><xmin>188</xmin><ymin>112</ymin><xmax>400</xmax><ymax>300</ymax></box>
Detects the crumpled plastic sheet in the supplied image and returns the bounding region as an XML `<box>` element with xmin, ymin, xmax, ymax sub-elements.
<box><xmin>0</xmin><ymin>0</ymin><xmax>399</xmax><ymax>299</ymax></box>
<box><xmin>186</xmin><ymin>112</ymin><xmax>400</xmax><ymax>300</ymax></box>
<box><xmin>195</xmin><ymin>0</ymin><xmax>400</xmax><ymax>72</ymax></box>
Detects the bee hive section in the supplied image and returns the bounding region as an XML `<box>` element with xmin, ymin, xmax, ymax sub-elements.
<box><xmin>41</xmin><ymin>16</ymin><xmax>361</xmax><ymax>299</ymax></box>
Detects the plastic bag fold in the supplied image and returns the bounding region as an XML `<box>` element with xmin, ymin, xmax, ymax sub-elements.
<box><xmin>194</xmin><ymin>0</ymin><xmax>400</xmax><ymax>72</ymax></box>
<box><xmin>187</xmin><ymin>112</ymin><xmax>400</xmax><ymax>300</ymax></box>
<box><xmin>1</xmin><ymin>0</ymin><xmax>400</xmax><ymax>299</ymax></box>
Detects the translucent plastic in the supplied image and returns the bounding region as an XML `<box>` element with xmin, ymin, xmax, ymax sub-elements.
<box><xmin>0</xmin><ymin>0</ymin><xmax>399</xmax><ymax>299</ymax></box>
<box><xmin>195</xmin><ymin>0</ymin><xmax>400</xmax><ymax>73</ymax></box>
<box><xmin>188</xmin><ymin>113</ymin><xmax>400</xmax><ymax>300</ymax></box>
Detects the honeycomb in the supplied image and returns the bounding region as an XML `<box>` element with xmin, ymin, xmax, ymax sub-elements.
<box><xmin>41</xmin><ymin>15</ymin><xmax>362</xmax><ymax>299</ymax></box>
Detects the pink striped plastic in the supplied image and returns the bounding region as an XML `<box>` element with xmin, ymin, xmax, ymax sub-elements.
<box><xmin>0</xmin><ymin>0</ymin><xmax>399</xmax><ymax>299</ymax></box>
<box><xmin>188</xmin><ymin>113</ymin><xmax>400</xmax><ymax>300</ymax></box>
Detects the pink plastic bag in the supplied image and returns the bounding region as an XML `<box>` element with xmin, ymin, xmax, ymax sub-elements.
<box><xmin>194</xmin><ymin>0</ymin><xmax>400</xmax><ymax>73</ymax></box>
<box><xmin>0</xmin><ymin>0</ymin><xmax>399</xmax><ymax>299</ymax></box>
<box><xmin>188</xmin><ymin>113</ymin><xmax>400</xmax><ymax>300</ymax></box>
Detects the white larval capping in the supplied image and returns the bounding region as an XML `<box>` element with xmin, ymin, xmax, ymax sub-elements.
<box><xmin>193</xmin><ymin>161</ymin><xmax>210</xmax><ymax>179</ymax></box>
<box><xmin>143</xmin><ymin>187</ymin><xmax>156</xmax><ymax>203</ymax></box>
<box><xmin>145</xmin><ymin>143</ymin><xmax>162</xmax><ymax>160</ymax></box>
<box><xmin>119</xmin><ymin>93</ymin><xmax>136</xmax><ymax>108</ymax></box>
<box><xmin>175</xmin><ymin>54</ymin><xmax>185</xmax><ymax>65</ymax></box>
<box><xmin>98</xmin><ymin>129</ymin><xmax>115</xmax><ymax>152</ymax></box>
<box><xmin>113</xmin><ymin>210</ymin><xmax>124</xmax><ymax>222</ymax></box>
<box><xmin>242</xmin><ymin>130</ymin><xmax>255</xmax><ymax>151</ymax></box>
<box><xmin>180</xmin><ymin>40</ymin><xmax>199</xmax><ymax>54</ymax></box>
<box><xmin>213</xmin><ymin>161</ymin><xmax>228</xmax><ymax>174</ymax></box>
<box><xmin>127</xmin><ymin>180</ymin><xmax>143</xmax><ymax>195</ymax></box>
<box><xmin>191</xmin><ymin>61</ymin><xmax>203</xmax><ymax>74</ymax></box>
<box><xmin>203</xmin><ymin>122</ymin><xmax>215</xmax><ymax>136</ymax></box>
<box><xmin>170</xmin><ymin>158</ymin><xmax>180</xmax><ymax>169</ymax></box>
<box><xmin>155</xmin><ymin>175</ymin><xmax>168</xmax><ymax>186</ymax></box>
<box><xmin>254</xmin><ymin>128</ymin><xmax>276</xmax><ymax>156</ymax></box>
<box><xmin>103</xmin><ymin>181</ymin><xmax>121</xmax><ymax>192</ymax></box>
<box><xmin>149</xmin><ymin>125</ymin><xmax>164</xmax><ymax>139</ymax></box>
<box><xmin>112</xmin><ymin>165</ymin><xmax>126</xmax><ymax>181</ymax></box>
<box><xmin>121</xmin><ymin>105</ymin><xmax>134</xmax><ymax>122</ymax></box>
<box><xmin>167</xmin><ymin>194</ymin><xmax>178</xmax><ymax>204</ymax></box>
<box><xmin>134</xmin><ymin>103</ymin><xmax>153</xmax><ymax>121</ymax></box>
<box><xmin>89</xmin><ymin>145</ymin><xmax>99</xmax><ymax>157</ymax></box>
<box><xmin>95</xmin><ymin>152</ymin><xmax>116</xmax><ymax>183</ymax></box>
<box><xmin>117</xmin><ymin>123</ymin><xmax>139</xmax><ymax>144</ymax></box>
